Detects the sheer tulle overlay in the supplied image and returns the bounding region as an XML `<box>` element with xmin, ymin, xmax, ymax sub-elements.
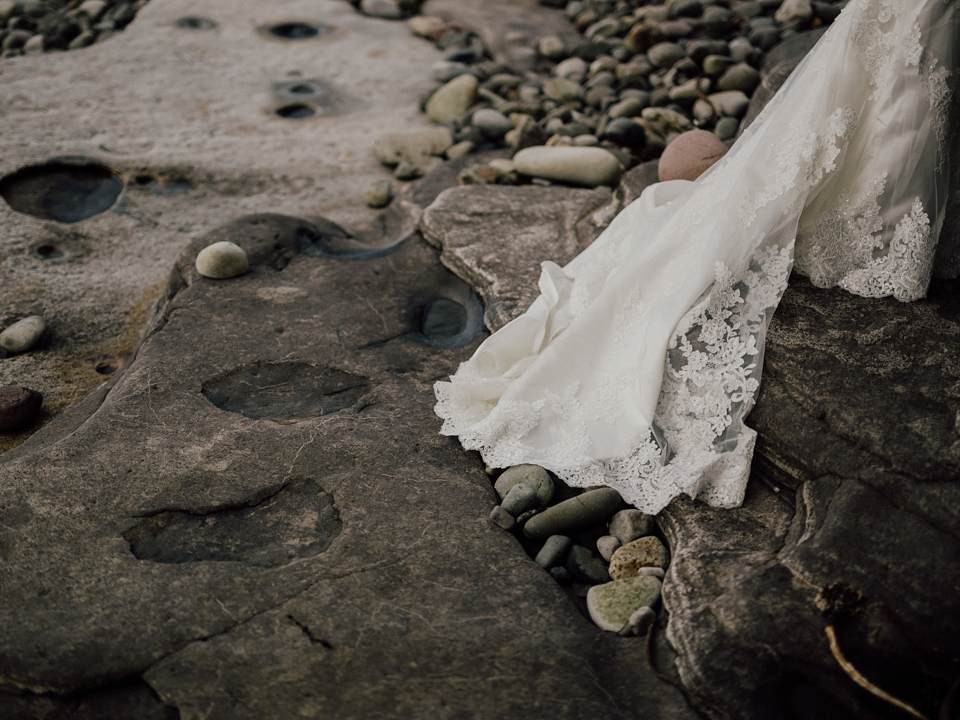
<box><xmin>435</xmin><ymin>0</ymin><xmax>958</xmax><ymax>514</ymax></box>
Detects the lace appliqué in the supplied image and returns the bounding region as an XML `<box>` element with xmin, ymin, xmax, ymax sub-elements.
<box><xmin>920</xmin><ymin>49</ymin><xmax>952</xmax><ymax>157</ymax></box>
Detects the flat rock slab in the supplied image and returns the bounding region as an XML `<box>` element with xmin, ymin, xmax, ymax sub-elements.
<box><xmin>0</xmin><ymin>214</ymin><xmax>696</xmax><ymax>719</ymax></box>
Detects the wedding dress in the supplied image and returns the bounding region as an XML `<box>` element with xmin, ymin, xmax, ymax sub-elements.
<box><xmin>434</xmin><ymin>0</ymin><xmax>959</xmax><ymax>514</ymax></box>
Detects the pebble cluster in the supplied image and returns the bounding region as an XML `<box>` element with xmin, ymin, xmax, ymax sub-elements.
<box><xmin>366</xmin><ymin>0</ymin><xmax>846</xmax><ymax>199</ymax></box>
<box><xmin>0</xmin><ymin>0</ymin><xmax>147</xmax><ymax>58</ymax></box>
<box><xmin>490</xmin><ymin>464</ymin><xmax>671</xmax><ymax>634</ymax></box>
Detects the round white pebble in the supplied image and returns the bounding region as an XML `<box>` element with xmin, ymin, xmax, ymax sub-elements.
<box><xmin>196</xmin><ymin>242</ymin><xmax>248</xmax><ymax>279</ymax></box>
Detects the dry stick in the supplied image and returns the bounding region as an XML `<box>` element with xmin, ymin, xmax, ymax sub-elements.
<box><xmin>825</xmin><ymin>625</ymin><xmax>930</xmax><ymax>720</ymax></box>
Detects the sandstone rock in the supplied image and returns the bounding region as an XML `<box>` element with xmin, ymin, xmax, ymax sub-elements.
<box><xmin>195</xmin><ymin>241</ymin><xmax>248</xmax><ymax>279</ymax></box>
<box><xmin>534</xmin><ymin>534</ymin><xmax>572</xmax><ymax>568</ymax></box>
<box><xmin>587</xmin><ymin>576</ymin><xmax>662</xmax><ymax>632</ymax></box>
<box><xmin>523</xmin><ymin>488</ymin><xmax>622</xmax><ymax>539</ymax></box>
<box><xmin>609</xmin><ymin>536</ymin><xmax>670</xmax><ymax>579</ymax></box>
<box><xmin>494</xmin><ymin>464</ymin><xmax>554</xmax><ymax>506</ymax></box>
<box><xmin>374</xmin><ymin>127</ymin><xmax>454</xmax><ymax>166</ymax></box>
<box><xmin>658</xmin><ymin>129</ymin><xmax>728</xmax><ymax>182</ymax></box>
<box><xmin>0</xmin><ymin>387</ymin><xmax>42</xmax><ymax>432</ymax></box>
<box><xmin>0</xmin><ymin>315</ymin><xmax>46</xmax><ymax>355</ymax></box>
<box><xmin>425</xmin><ymin>74</ymin><xmax>477</xmax><ymax>125</ymax></box>
<box><xmin>513</xmin><ymin>146</ymin><xmax>623</xmax><ymax>187</ymax></box>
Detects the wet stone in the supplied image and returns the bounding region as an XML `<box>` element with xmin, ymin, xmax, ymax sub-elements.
<box><xmin>0</xmin><ymin>387</ymin><xmax>42</xmax><ymax>432</ymax></box>
<box><xmin>201</xmin><ymin>362</ymin><xmax>372</xmax><ymax>421</ymax></box>
<box><xmin>0</xmin><ymin>315</ymin><xmax>46</xmax><ymax>355</ymax></box>
<box><xmin>0</xmin><ymin>159</ymin><xmax>122</xmax><ymax>223</ymax></box>
<box><xmin>122</xmin><ymin>478</ymin><xmax>341</xmax><ymax>567</ymax></box>
<box><xmin>586</xmin><ymin>576</ymin><xmax>662</xmax><ymax>632</ymax></box>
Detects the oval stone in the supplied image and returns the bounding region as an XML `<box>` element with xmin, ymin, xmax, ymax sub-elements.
<box><xmin>195</xmin><ymin>241</ymin><xmax>248</xmax><ymax>279</ymax></box>
<box><xmin>609</xmin><ymin>535</ymin><xmax>670</xmax><ymax>579</ymax></box>
<box><xmin>513</xmin><ymin>146</ymin><xmax>623</xmax><ymax>187</ymax></box>
<box><xmin>534</xmin><ymin>534</ymin><xmax>572</xmax><ymax>568</ymax></box>
<box><xmin>0</xmin><ymin>315</ymin><xmax>45</xmax><ymax>355</ymax></box>
<box><xmin>587</xmin><ymin>576</ymin><xmax>662</xmax><ymax>632</ymax></box>
<box><xmin>425</xmin><ymin>74</ymin><xmax>477</xmax><ymax>125</ymax></box>
<box><xmin>658</xmin><ymin>129</ymin><xmax>728</xmax><ymax>182</ymax></box>
<box><xmin>494</xmin><ymin>464</ymin><xmax>554</xmax><ymax>506</ymax></box>
<box><xmin>523</xmin><ymin>487</ymin><xmax>623</xmax><ymax>539</ymax></box>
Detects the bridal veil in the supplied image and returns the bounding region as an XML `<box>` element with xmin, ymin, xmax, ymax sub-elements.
<box><xmin>435</xmin><ymin>0</ymin><xmax>958</xmax><ymax>514</ymax></box>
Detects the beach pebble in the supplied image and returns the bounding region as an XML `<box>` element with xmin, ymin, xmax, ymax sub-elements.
<box><xmin>601</xmin><ymin>118</ymin><xmax>646</xmax><ymax>147</ymax></box>
<box><xmin>374</xmin><ymin>127</ymin><xmax>454</xmax><ymax>165</ymax></box>
<box><xmin>363</xmin><ymin>178</ymin><xmax>392</xmax><ymax>208</ymax></box>
<box><xmin>543</xmin><ymin>77</ymin><xmax>582</xmax><ymax>103</ymax></box>
<box><xmin>775</xmin><ymin>0</ymin><xmax>813</xmax><ymax>24</ymax></box>
<box><xmin>549</xmin><ymin>566</ymin><xmax>572</xmax><ymax>583</ymax></box>
<box><xmin>0</xmin><ymin>316</ymin><xmax>46</xmax><ymax>355</ymax></box>
<box><xmin>195</xmin><ymin>242</ymin><xmax>248</xmax><ymax>279</ymax></box>
<box><xmin>446</xmin><ymin>140</ymin><xmax>474</xmax><ymax>159</ymax></box>
<box><xmin>393</xmin><ymin>154</ymin><xmax>443</xmax><ymax>180</ymax></box>
<box><xmin>538</xmin><ymin>35</ymin><xmax>566</xmax><ymax>60</ymax></box>
<box><xmin>608</xmin><ymin>96</ymin><xmax>648</xmax><ymax>118</ymax></box>
<box><xmin>617</xmin><ymin>606</ymin><xmax>656</xmax><ymax>637</ymax></box>
<box><xmin>432</xmin><ymin>61</ymin><xmax>473</xmax><ymax>83</ymax></box>
<box><xmin>708</xmin><ymin>90</ymin><xmax>750</xmax><ymax>118</ymax></box>
<box><xmin>501</xmin><ymin>482</ymin><xmax>540</xmax><ymax>517</ymax></box>
<box><xmin>596</xmin><ymin>535</ymin><xmax>622</xmax><ymax>562</ymax></box>
<box><xmin>554</xmin><ymin>56</ymin><xmax>587</xmax><ymax>81</ymax></box>
<box><xmin>489</xmin><ymin>505</ymin><xmax>516</xmax><ymax>531</ymax></box>
<box><xmin>494</xmin><ymin>464</ymin><xmax>554</xmax><ymax>506</ymax></box>
<box><xmin>487</xmin><ymin>159</ymin><xmax>516</xmax><ymax>177</ymax></box>
<box><xmin>647</xmin><ymin>42</ymin><xmax>685</xmax><ymax>69</ymax></box>
<box><xmin>0</xmin><ymin>387</ymin><xmax>42</xmax><ymax>432</ymax></box>
<box><xmin>566</xmin><ymin>545</ymin><xmax>611</xmax><ymax>584</ymax></box>
<box><xmin>22</xmin><ymin>33</ymin><xmax>43</xmax><ymax>54</ymax></box>
<box><xmin>78</xmin><ymin>0</ymin><xmax>107</xmax><ymax>20</ymax></box>
<box><xmin>640</xmin><ymin>566</ymin><xmax>666</xmax><ymax>579</ymax></box>
<box><xmin>658</xmin><ymin>128</ymin><xmax>728</xmax><ymax>182</ymax></box>
<box><xmin>426</xmin><ymin>74</ymin><xmax>477</xmax><ymax>124</ymax></box>
<box><xmin>513</xmin><ymin>146</ymin><xmax>623</xmax><ymax>187</ymax></box>
<box><xmin>714</xmin><ymin>116</ymin><xmax>740</xmax><ymax>141</ymax></box>
<box><xmin>523</xmin><ymin>487</ymin><xmax>623</xmax><ymax>539</ymax></box>
<box><xmin>609</xmin><ymin>536</ymin><xmax>670</xmax><ymax>580</ymax></box>
<box><xmin>608</xmin><ymin>509</ymin><xmax>655</xmax><ymax>545</ymax></box>
<box><xmin>472</xmin><ymin>108</ymin><xmax>513</xmax><ymax>140</ymax></box>
<box><xmin>408</xmin><ymin>15</ymin><xmax>444</xmax><ymax>38</ymax></box>
<box><xmin>623</xmin><ymin>21</ymin><xmax>663</xmax><ymax>55</ymax></box>
<box><xmin>535</xmin><ymin>534</ymin><xmax>572</xmax><ymax>568</ymax></box>
<box><xmin>360</xmin><ymin>0</ymin><xmax>403</xmax><ymax>19</ymax></box>
<box><xmin>587</xmin><ymin>576</ymin><xmax>662</xmax><ymax>632</ymax></box>
<box><xmin>717</xmin><ymin>63</ymin><xmax>761</xmax><ymax>94</ymax></box>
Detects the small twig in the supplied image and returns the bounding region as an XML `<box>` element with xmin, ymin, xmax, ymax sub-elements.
<box><xmin>825</xmin><ymin>624</ymin><xmax>929</xmax><ymax>720</ymax></box>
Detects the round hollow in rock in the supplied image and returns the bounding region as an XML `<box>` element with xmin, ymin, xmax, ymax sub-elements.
<box><xmin>0</xmin><ymin>159</ymin><xmax>123</xmax><ymax>223</ymax></box>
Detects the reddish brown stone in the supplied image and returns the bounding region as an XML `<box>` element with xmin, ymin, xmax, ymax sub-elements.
<box><xmin>0</xmin><ymin>386</ymin><xmax>42</xmax><ymax>432</ymax></box>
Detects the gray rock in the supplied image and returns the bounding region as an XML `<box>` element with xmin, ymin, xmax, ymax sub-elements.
<box><xmin>504</xmin><ymin>115</ymin><xmax>548</xmax><ymax>151</ymax></box>
<box><xmin>374</xmin><ymin>127</ymin><xmax>454</xmax><ymax>166</ymax></box>
<box><xmin>566</xmin><ymin>544</ymin><xmax>611</xmax><ymax>584</ymax></box>
<box><xmin>67</xmin><ymin>31</ymin><xmax>96</xmax><ymax>50</ymax></box>
<box><xmin>393</xmin><ymin>154</ymin><xmax>443</xmax><ymax>180</ymax></box>
<box><xmin>0</xmin><ymin>0</ymin><xmax>14</xmax><ymax>24</ymax></box>
<box><xmin>609</xmin><ymin>536</ymin><xmax>670</xmax><ymax>579</ymax></box>
<box><xmin>426</xmin><ymin>74</ymin><xmax>477</xmax><ymax>125</ymax></box>
<box><xmin>586</xmin><ymin>576</ymin><xmax>662</xmax><ymax>632</ymax></box>
<box><xmin>360</xmin><ymin>0</ymin><xmax>403</xmax><ymax>19</ymax></box>
<box><xmin>640</xmin><ymin>566</ymin><xmax>665</xmax><ymax>579</ymax></box>
<box><xmin>78</xmin><ymin>0</ymin><xmax>107</xmax><ymax>20</ymax></box>
<box><xmin>537</xmin><ymin>35</ymin><xmax>566</xmax><ymax>60</ymax></box>
<box><xmin>717</xmin><ymin>63</ymin><xmax>761</xmax><ymax>93</ymax></box>
<box><xmin>601</xmin><ymin>117</ymin><xmax>646</xmax><ymax>147</ymax></box>
<box><xmin>714</xmin><ymin>116</ymin><xmax>739</xmax><ymax>141</ymax></box>
<box><xmin>494</xmin><ymin>464</ymin><xmax>554</xmax><ymax>506</ymax></box>
<box><xmin>0</xmin><ymin>316</ymin><xmax>45</xmax><ymax>355</ymax></box>
<box><xmin>408</xmin><ymin>15</ymin><xmax>445</xmax><ymax>38</ymax></box>
<box><xmin>707</xmin><ymin>90</ymin><xmax>750</xmax><ymax>118</ymax></box>
<box><xmin>692</xmin><ymin>98</ymin><xmax>715</xmax><ymax>125</ymax></box>
<box><xmin>501</xmin><ymin>482</ymin><xmax>539</xmax><ymax>517</ymax></box>
<box><xmin>608</xmin><ymin>509</ymin><xmax>655</xmax><ymax>545</ymax></box>
<box><xmin>617</xmin><ymin>606</ymin><xmax>656</xmax><ymax>637</ymax></box>
<box><xmin>22</xmin><ymin>33</ymin><xmax>43</xmax><ymax>54</ymax></box>
<box><xmin>489</xmin><ymin>505</ymin><xmax>517</xmax><ymax>531</ymax></box>
<box><xmin>523</xmin><ymin>488</ymin><xmax>622</xmax><ymax>540</ymax></box>
<box><xmin>774</xmin><ymin>0</ymin><xmax>813</xmax><ymax>23</ymax></box>
<box><xmin>2</xmin><ymin>29</ymin><xmax>31</xmax><ymax>50</ymax></box>
<box><xmin>542</xmin><ymin>76</ymin><xmax>582</xmax><ymax>102</ymax></box>
<box><xmin>596</xmin><ymin>534</ymin><xmax>622</xmax><ymax>562</ymax></box>
<box><xmin>554</xmin><ymin>56</ymin><xmax>587</xmax><ymax>81</ymax></box>
<box><xmin>702</xmin><ymin>54</ymin><xmax>733</xmax><ymax>77</ymax></box>
<box><xmin>432</xmin><ymin>60</ymin><xmax>473</xmax><ymax>83</ymax></box>
<box><xmin>728</xmin><ymin>36</ymin><xmax>755</xmax><ymax>63</ymax></box>
<box><xmin>608</xmin><ymin>96</ymin><xmax>648</xmax><ymax>118</ymax></box>
<box><xmin>513</xmin><ymin>146</ymin><xmax>623</xmax><ymax>187</ymax></box>
<box><xmin>195</xmin><ymin>241</ymin><xmax>248</xmax><ymax>279</ymax></box>
<box><xmin>363</xmin><ymin>178</ymin><xmax>393</xmax><ymax>208</ymax></box>
<box><xmin>646</xmin><ymin>42</ymin><xmax>685</xmax><ymax>69</ymax></box>
<box><xmin>420</xmin><ymin>185</ymin><xmax>613</xmax><ymax>330</ymax></box>
<box><xmin>472</xmin><ymin>108</ymin><xmax>513</xmax><ymax>140</ymax></box>
<box><xmin>445</xmin><ymin>140</ymin><xmax>474</xmax><ymax>159</ymax></box>
<box><xmin>0</xmin><ymin>387</ymin><xmax>42</xmax><ymax>432</ymax></box>
<box><xmin>534</xmin><ymin>534</ymin><xmax>572</xmax><ymax>568</ymax></box>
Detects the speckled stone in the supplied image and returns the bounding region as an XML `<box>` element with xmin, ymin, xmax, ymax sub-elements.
<box><xmin>608</xmin><ymin>536</ymin><xmax>670</xmax><ymax>580</ymax></box>
<box><xmin>195</xmin><ymin>242</ymin><xmax>248</xmax><ymax>279</ymax></box>
<box><xmin>586</xmin><ymin>576</ymin><xmax>662</xmax><ymax>632</ymax></box>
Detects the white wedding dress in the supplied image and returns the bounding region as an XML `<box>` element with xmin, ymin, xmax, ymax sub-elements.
<box><xmin>435</xmin><ymin>0</ymin><xmax>959</xmax><ymax>514</ymax></box>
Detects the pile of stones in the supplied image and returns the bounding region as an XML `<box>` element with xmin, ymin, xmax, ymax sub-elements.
<box><xmin>0</xmin><ymin>0</ymin><xmax>147</xmax><ymax>57</ymax></box>
<box><xmin>368</xmin><ymin>0</ymin><xmax>847</xmax><ymax>193</ymax></box>
<box><xmin>490</xmin><ymin>464</ymin><xmax>670</xmax><ymax>634</ymax></box>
